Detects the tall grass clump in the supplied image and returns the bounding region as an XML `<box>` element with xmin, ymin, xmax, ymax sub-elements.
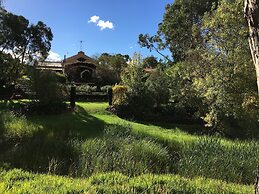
<box><xmin>0</xmin><ymin>111</ymin><xmax>40</xmax><ymax>139</ymax></box>
<box><xmin>178</xmin><ymin>137</ymin><xmax>259</xmax><ymax>184</ymax></box>
<box><xmin>77</xmin><ymin>123</ymin><xmax>171</xmax><ymax>177</ymax></box>
<box><xmin>1</xmin><ymin>136</ymin><xmax>79</xmax><ymax>175</ymax></box>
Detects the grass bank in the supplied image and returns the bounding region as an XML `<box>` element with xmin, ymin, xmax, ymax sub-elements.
<box><xmin>0</xmin><ymin>101</ymin><xmax>258</xmax><ymax>187</ymax></box>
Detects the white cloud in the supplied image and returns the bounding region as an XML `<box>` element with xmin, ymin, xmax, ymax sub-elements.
<box><xmin>88</xmin><ymin>15</ymin><xmax>114</xmax><ymax>30</ymax></box>
<box><xmin>47</xmin><ymin>51</ymin><xmax>61</xmax><ymax>61</ymax></box>
<box><xmin>97</xmin><ymin>20</ymin><xmax>114</xmax><ymax>30</ymax></box>
<box><xmin>88</xmin><ymin>15</ymin><xmax>100</xmax><ymax>23</ymax></box>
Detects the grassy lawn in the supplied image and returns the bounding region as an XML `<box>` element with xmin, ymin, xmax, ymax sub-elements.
<box><xmin>78</xmin><ymin>102</ymin><xmax>199</xmax><ymax>144</ymax></box>
<box><xmin>0</xmin><ymin>101</ymin><xmax>258</xmax><ymax>193</ymax></box>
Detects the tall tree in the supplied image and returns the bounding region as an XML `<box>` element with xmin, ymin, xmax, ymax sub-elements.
<box><xmin>96</xmin><ymin>53</ymin><xmax>129</xmax><ymax>85</ymax></box>
<box><xmin>139</xmin><ymin>0</ymin><xmax>218</xmax><ymax>62</ymax></box>
<box><xmin>0</xmin><ymin>10</ymin><xmax>53</xmax><ymax>63</ymax></box>
<box><xmin>244</xmin><ymin>0</ymin><xmax>259</xmax><ymax>94</ymax></box>
<box><xmin>142</xmin><ymin>55</ymin><xmax>159</xmax><ymax>68</ymax></box>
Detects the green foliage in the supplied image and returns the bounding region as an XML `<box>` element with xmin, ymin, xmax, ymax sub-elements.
<box><xmin>0</xmin><ymin>52</ymin><xmax>24</xmax><ymax>85</ymax></box>
<box><xmin>118</xmin><ymin>53</ymin><xmax>170</xmax><ymax>117</ymax></box>
<box><xmin>96</xmin><ymin>53</ymin><xmax>129</xmax><ymax>85</ymax></box>
<box><xmin>100</xmin><ymin>85</ymin><xmax>112</xmax><ymax>92</ymax></box>
<box><xmin>0</xmin><ymin>9</ymin><xmax>53</xmax><ymax>63</ymax></box>
<box><xmin>77</xmin><ymin>84</ymin><xmax>98</xmax><ymax>93</ymax></box>
<box><xmin>30</xmin><ymin>69</ymin><xmax>67</xmax><ymax>106</ymax></box>
<box><xmin>146</xmin><ymin>68</ymin><xmax>170</xmax><ymax>106</ymax></box>
<box><xmin>139</xmin><ymin>0</ymin><xmax>218</xmax><ymax>62</ymax></box>
<box><xmin>142</xmin><ymin>55</ymin><xmax>159</xmax><ymax>68</ymax></box>
<box><xmin>112</xmin><ymin>85</ymin><xmax>127</xmax><ymax>106</ymax></box>
<box><xmin>191</xmin><ymin>0</ymin><xmax>258</xmax><ymax>133</ymax></box>
<box><xmin>163</xmin><ymin>0</ymin><xmax>259</xmax><ymax>134</ymax></box>
<box><xmin>158</xmin><ymin>0</ymin><xmax>218</xmax><ymax>61</ymax></box>
<box><xmin>0</xmin><ymin>111</ymin><xmax>39</xmax><ymax>139</ymax></box>
<box><xmin>0</xmin><ymin>169</ymin><xmax>253</xmax><ymax>193</ymax></box>
<box><xmin>120</xmin><ymin>53</ymin><xmax>154</xmax><ymax>116</ymax></box>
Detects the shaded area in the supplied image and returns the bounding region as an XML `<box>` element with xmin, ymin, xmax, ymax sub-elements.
<box><xmin>0</xmin><ymin>104</ymin><xmax>106</xmax><ymax>175</ymax></box>
<box><xmin>28</xmin><ymin>105</ymin><xmax>105</xmax><ymax>139</ymax></box>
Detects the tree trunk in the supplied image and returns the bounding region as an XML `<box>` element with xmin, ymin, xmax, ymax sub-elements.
<box><xmin>255</xmin><ymin>165</ymin><xmax>259</xmax><ymax>194</ymax></box>
<box><xmin>244</xmin><ymin>0</ymin><xmax>259</xmax><ymax>94</ymax></box>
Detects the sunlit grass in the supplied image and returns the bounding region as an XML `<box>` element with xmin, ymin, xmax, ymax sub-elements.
<box><xmin>0</xmin><ymin>101</ymin><xmax>259</xmax><ymax>186</ymax></box>
<box><xmin>0</xmin><ymin>169</ymin><xmax>253</xmax><ymax>193</ymax></box>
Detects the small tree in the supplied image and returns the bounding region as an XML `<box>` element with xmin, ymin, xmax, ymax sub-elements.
<box><xmin>146</xmin><ymin>69</ymin><xmax>170</xmax><ymax>107</ymax></box>
<box><xmin>120</xmin><ymin>53</ymin><xmax>154</xmax><ymax>116</ymax></box>
<box><xmin>30</xmin><ymin>69</ymin><xmax>67</xmax><ymax>106</ymax></box>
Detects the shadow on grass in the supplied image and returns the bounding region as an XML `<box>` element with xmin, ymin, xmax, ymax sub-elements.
<box><xmin>27</xmin><ymin>105</ymin><xmax>106</xmax><ymax>139</ymax></box>
<box><xmin>0</xmin><ymin>104</ymin><xmax>107</xmax><ymax>175</ymax></box>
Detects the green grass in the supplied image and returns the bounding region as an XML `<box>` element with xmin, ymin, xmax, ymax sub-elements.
<box><xmin>0</xmin><ymin>169</ymin><xmax>253</xmax><ymax>194</ymax></box>
<box><xmin>0</xmin><ymin>101</ymin><xmax>259</xmax><ymax>191</ymax></box>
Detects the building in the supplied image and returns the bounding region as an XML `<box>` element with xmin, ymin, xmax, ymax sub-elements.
<box><xmin>38</xmin><ymin>51</ymin><xmax>97</xmax><ymax>84</ymax></box>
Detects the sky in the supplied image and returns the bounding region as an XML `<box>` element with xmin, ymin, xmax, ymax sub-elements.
<box><xmin>4</xmin><ymin>0</ymin><xmax>173</xmax><ymax>61</ymax></box>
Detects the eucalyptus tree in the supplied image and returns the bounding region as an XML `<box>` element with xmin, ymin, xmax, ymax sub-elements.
<box><xmin>244</xmin><ymin>0</ymin><xmax>259</xmax><ymax>94</ymax></box>
<box><xmin>139</xmin><ymin>0</ymin><xmax>218</xmax><ymax>62</ymax></box>
<box><xmin>0</xmin><ymin>10</ymin><xmax>53</xmax><ymax>63</ymax></box>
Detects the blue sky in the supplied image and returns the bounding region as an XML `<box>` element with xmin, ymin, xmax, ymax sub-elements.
<box><xmin>5</xmin><ymin>0</ymin><xmax>172</xmax><ymax>61</ymax></box>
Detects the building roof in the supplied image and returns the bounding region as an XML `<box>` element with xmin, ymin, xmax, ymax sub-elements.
<box><xmin>63</xmin><ymin>51</ymin><xmax>96</xmax><ymax>67</ymax></box>
<box><xmin>37</xmin><ymin>61</ymin><xmax>63</xmax><ymax>71</ymax></box>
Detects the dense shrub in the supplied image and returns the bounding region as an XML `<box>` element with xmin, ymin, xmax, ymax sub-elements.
<box><xmin>27</xmin><ymin>69</ymin><xmax>68</xmax><ymax>114</ymax></box>
<box><xmin>112</xmin><ymin>85</ymin><xmax>127</xmax><ymax>106</ymax></box>
<box><xmin>30</xmin><ymin>70</ymin><xmax>67</xmax><ymax>104</ymax></box>
<box><xmin>113</xmin><ymin>53</ymin><xmax>170</xmax><ymax>119</ymax></box>
<box><xmin>146</xmin><ymin>68</ymin><xmax>170</xmax><ymax>107</ymax></box>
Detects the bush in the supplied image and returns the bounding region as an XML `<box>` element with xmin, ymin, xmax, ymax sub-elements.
<box><xmin>28</xmin><ymin>69</ymin><xmax>68</xmax><ymax>114</ymax></box>
<box><xmin>112</xmin><ymin>85</ymin><xmax>127</xmax><ymax>106</ymax></box>
<box><xmin>31</xmin><ymin>70</ymin><xmax>67</xmax><ymax>104</ymax></box>
<box><xmin>146</xmin><ymin>69</ymin><xmax>170</xmax><ymax>107</ymax></box>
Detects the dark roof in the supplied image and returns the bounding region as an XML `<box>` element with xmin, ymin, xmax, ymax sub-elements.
<box><xmin>63</xmin><ymin>51</ymin><xmax>96</xmax><ymax>66</ymax></box>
